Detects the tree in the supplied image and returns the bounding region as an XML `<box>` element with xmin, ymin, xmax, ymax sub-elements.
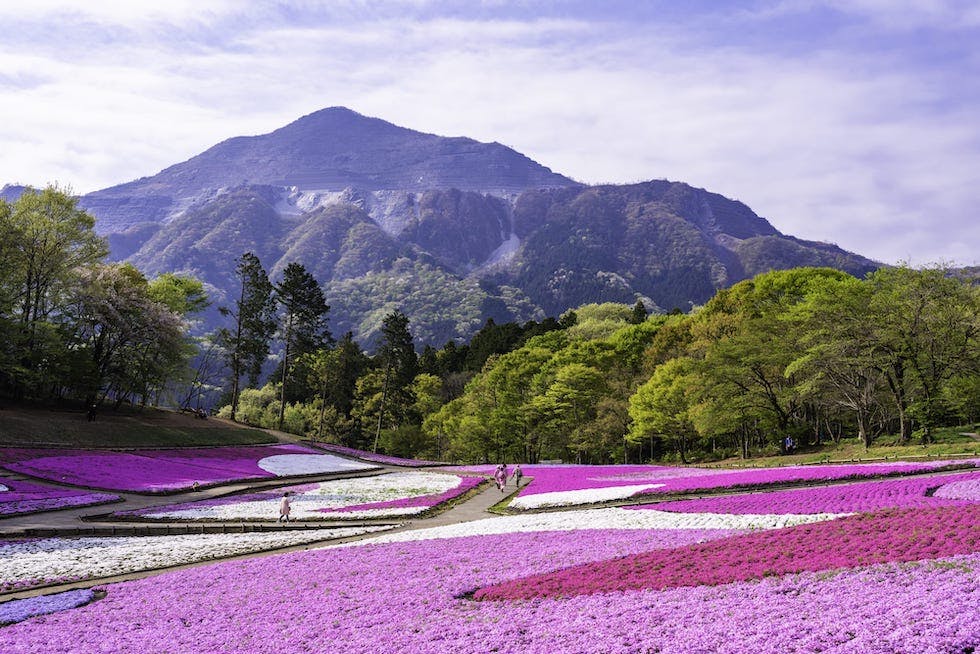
<box><xmin>689</xmin><ymin>269</ymin><xmax>849</xmax><ymax>449</ymax></box>
<box><xmin>305</xmin><ymin>332</ymin><xmax>367</xmax><ymax>443</ymax></box>
<box><xmin>536</xmin><ymin>362</ymin><xmax>607</xmax><ymax>462</ymax></box>
<box><xmin>217</xmin><ymin>253</ymin><xmax>276</xmax><ymax>421</ymax></box>
<box><xmin>787</xmin><ymin>275</ymin><xmax>888</xmax><ymax>448</ymax></box>
<box><xmin>866</xmin><ymin>266</ymin><xmax>980</xmax><ymax>442</ymax></box>
<box><xmin>629</xmin><ymin>299</ymin><xmax>648</xmax><ymax>324</ymax></box>
<box><xmin>274</xmin><ymin>262</ymin><xmax>330</xmax><ymax>430</ymax></box>
<box><xmin>370</xmin><ymin>309</ymin><xmax>418</xmax><ymax>451</ymax></box>
<box><xmin>1</xmin><ymin>186</ymin><xmax>107</xmax><ymax>395</ymax></box>
<box><xmin>629</xmin><ymin>357</ymin><xmax>699</xmax><ymax>463</ymax></box>
<box><xmin>147</xmin><ymin>273</ymin><xmax>209</xmax><ymax>316</ymax></box>
<box><xmin>64</xmin><ymin>263</ymin><xmax>185</xmax><ymax>408</ymax></box>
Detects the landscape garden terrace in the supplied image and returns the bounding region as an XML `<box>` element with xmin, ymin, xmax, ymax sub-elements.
<box><xmin>474</xmin><ymin>504</ymin><xmax>980</xmax><ymax>600</ymax></box>
<box><xmin>1</xmin><ymin>453</ymin><xmax>978</xmax><ymax>652</ymax></box>
<box><xmin>0</xmin><ymin>503</ymin><xmax>976</xmax><ymax>653</ymax></box>
<box><xmin>641</xmin><ymin>468</ymin><xmax>980</xmax><ymax>515</ymax></box>
<box><xmin>0</xmin><ymin>528</ymin><xmax>391</xmax><ymax>592</ymax></box>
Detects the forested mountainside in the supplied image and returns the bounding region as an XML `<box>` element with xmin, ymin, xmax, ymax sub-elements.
<box><xmin>117</xmin><ymin>179</ymin><xmax>877</xmax><ymax>347</ymax></box>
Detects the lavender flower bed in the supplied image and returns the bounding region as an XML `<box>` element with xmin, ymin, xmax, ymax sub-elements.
<box><xmin>122</xmin><ymin>472</ymin><xmax>483</xmax><ymax>520</ymax></box>
<box><xmin>0</xmin><ymin>479</ymin><xmax>119</xmax><ymax>516</ymax></box>
<box><xmin>1</xmin><ymin>527</ymin><xmax>976</xmax><ymax>653</ymax></box>
<box><xmin>639</xmin><ymin>469</ymin><xmax>980</xmax><ymax>515</ymax></box>
<box><xmin>0</xmin><ymin>589</ymin><xmax>98</xmax><ymax>627</ymax></box>
<box><xmin>934</xmin><ymin>476</ymin><xmax>980</xmax><ymax>500</ymax></box>
<box><xmin>0</xmin><ymin>444</ymin><xmax>376</xmax><ymax>493</ymax></box>
<box><xmin>310</xmin><ymin>442</ymin><xmax>446</xmax><ymax>467</ymax></box>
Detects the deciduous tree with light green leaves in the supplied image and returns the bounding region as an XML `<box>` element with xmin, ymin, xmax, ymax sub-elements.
<box><xmin>0</xmin><ymin>186</ymin><xmax>107</xmax><ymax>395</ymax></box>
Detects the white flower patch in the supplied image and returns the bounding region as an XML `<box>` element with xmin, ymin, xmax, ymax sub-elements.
<box><xmin>0</xmin><ymin>484</ymin><xmax>7</xmax><ymax>492</ymax></box>
<box><xmin>349</xmin><ymin>507</ymin><xmax>847</xmax><ymax>544</ymax></box>
<box><xmin>140</xmin><ymin>472</ymin><xmax>464</xmax><ymax>521</ymax></box>
<box><xmin>256</xmin><ymin>453</ymin><xmax>377</xmax><ymax>476</ymax></box>
<box><xmin>508</xmin><ymin>483</ymin><xmax>667</xmax><ymax>510</ymax></box>
<box><xmin>0</xmin><ymin>527</ymin><xmax>392</xmax><ymax>589</ymax></box>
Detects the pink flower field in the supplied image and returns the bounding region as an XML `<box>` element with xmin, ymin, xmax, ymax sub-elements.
<box><xmin>1</xmin><ymin>463</ymin><xmax>977</xmax><ymax>652</ymax></box>
<box><xmin>457</xmin><ymin>459</ymin><xmax>980</xmax><ymax>510</ymax></box>
<box><xmin>1</xmin><ymin>521</ymin><xmax>977</xmax><ymax>653</ymax></box>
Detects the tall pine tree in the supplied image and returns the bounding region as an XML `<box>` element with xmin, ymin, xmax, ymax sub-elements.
<box><xmin>372</xmin><ymin>309</ymin><xmax>418</xmax><ymax>451</ymax></box>
<box><xmin>218</xmin><ymin>252</ymin><xmax>276</xmax><ymax>422</ymax></box>
<box><xmin>274</xmin><ymin>262</ymin><xmax>330</xmax><ymax>430</ymax></box>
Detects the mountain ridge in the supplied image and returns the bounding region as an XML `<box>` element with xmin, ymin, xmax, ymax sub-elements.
<box><xmin>3</xmin><ymin>107</ymin><xmax>881</xmax><ymax>347</ymax></box>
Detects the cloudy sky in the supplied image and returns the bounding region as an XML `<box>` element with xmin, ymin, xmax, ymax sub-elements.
<box><xmin>1</xmin><ymin>0</ymin><xmax>977</xmax><ymax>266</ymax></box>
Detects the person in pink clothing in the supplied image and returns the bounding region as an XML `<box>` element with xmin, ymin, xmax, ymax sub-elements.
<box><xmin>278</xmin><ymin>492</ymin><xmax>292</xmax><ymax>522</ymax></box>
<box><xmin>494</xmin><ymin>464</ymin><xmax>508</xmax><ymax>492</ymax></box>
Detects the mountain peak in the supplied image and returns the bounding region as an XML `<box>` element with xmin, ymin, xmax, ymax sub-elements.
<box><xmin>85</xmin><ymin>107</ymin><xmax>577</xmax><ymax>219</ymax></box>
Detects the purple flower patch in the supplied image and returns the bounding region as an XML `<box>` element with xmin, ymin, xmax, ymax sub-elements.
<box><xmin>0</xmin><ymin>589</ymin><xmax>99</xmax><ymax>626</ymax></box>
<box><xmin>0</xmin><ymin>444</ymin><xmax>359</xmax><ymax>493</ymax></box>
<box><xmin>639</xmin><ymin>469</ymin><xmax>980</xmax><ymax>515</ymax></box>
<box><xmin>0</xmin><ymin>479</ymin><xmax>119</xmax><ymax>516</ymax></box>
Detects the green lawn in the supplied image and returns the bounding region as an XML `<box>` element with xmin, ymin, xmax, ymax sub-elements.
<box><xmin>709</xmin><ymin>425</ymin><xmax>980</xmax><ymax>469</ymax></box>
<box><xmin>0</xmin><ymin>403</ymin><xmax>275</xmax><ymax>449</ymax></box>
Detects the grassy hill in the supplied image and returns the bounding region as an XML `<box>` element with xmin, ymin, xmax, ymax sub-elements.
<box><xmin>0</xmin><ymin>402</ymin><xmax>275</xmax><ymax>449</ymax></box>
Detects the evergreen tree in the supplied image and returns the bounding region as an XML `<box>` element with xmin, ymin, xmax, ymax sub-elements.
<box><xmin>274</xmin><ymin>262</ymin><xmax>331</xmax><ymax>430</ymax></box>
<box><xmin>217</xmin><ymin>252</ymin><xmax>276</xmax><ymax>421</ymax></box>
<box><xmin>371</xmin><ymin>309</ymin><xmax>418</xmax><ymax>451</ymax></box>
<box><xmin>629</xmin><ymin>299</ymin><xmax>648</xmax><ymax>324</ymax></box>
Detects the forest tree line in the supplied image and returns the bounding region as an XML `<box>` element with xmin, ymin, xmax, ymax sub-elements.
<box><xmin>1</xmin><ymin>187</ymin><xmax>977</xmax><ymax>463</ymax></box>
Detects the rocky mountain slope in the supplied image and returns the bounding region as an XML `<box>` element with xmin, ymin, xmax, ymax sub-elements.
<box><xmin>3</xmin><ymin>108</ymin><xmax>880</xmax><ymax>348</ymax></box>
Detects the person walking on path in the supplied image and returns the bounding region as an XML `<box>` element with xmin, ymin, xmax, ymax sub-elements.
<box><xmin>494</xmin><ymin>464</ymin><xmax>507</xmax><ymax>491</ymax></box>
<box><xmin>513</xmin><ymin>465</ymin><xmax>523</xmax><ymax>487</ymax></box>
<box><xmin>278</xmin><ymin>492</ymin><xmax>292</xmax><ymax>522</ymax></box>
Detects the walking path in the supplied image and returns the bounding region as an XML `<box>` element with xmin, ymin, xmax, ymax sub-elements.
<box><xmin>0</xmin><ymin>463</ymin><xmax>523</xmax><ymax>602</ymax></box>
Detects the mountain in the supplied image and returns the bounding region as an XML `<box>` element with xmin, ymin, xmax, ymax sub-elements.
<box><xmin>0</xmin><ymin>184</ymin><xmax>28</xmax><ymax>203</ymax></box>
<box><xmin>63</xmin><ymin>108</ymin><xmax>878</xmax><ymax>348</ymax></box>
<box><xmin>81</xmin><ymin>107</ymin><xmax>578</xmax><ymax>233</ymax></box>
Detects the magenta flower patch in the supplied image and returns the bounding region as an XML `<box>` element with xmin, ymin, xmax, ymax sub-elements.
<box><xmin>474</xmin><ymin>504</ymin><xmax>980</xmax><ymax>600</ymax></box>
<box><xmin>0</xmin><ymin>444</ymin><xmax>363</xmax><ymax>493</ymax></box>
<box><xmin>630</xmin><ymin>459</ymin><xmax>980</xmax><ymax>497</ymax></box>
